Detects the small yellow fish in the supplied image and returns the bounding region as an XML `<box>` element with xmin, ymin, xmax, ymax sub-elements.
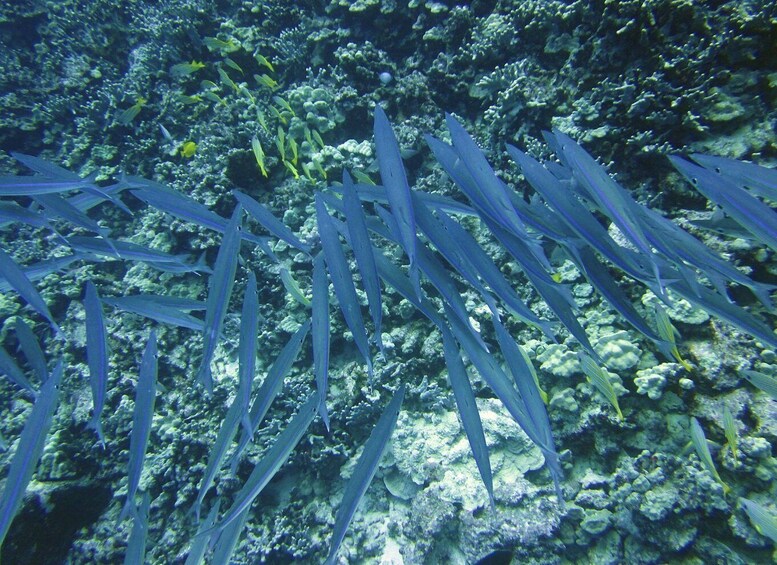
<box><xmin>200</xmin><ymin>79</ymin><xmax>219</xmax><ymax>91</ymax></box>
<box><xmin>238</xmin><ymin>86</ymin><xmax>255</xmax><ymax>104</ymax></box>
<box><xmin>313</xmin><ymin>159</ymin><xmax>327</xmax><ymax>180</ymax></box>
<box><xmin>288</xmin><ymin>137</ymin><xmax>298</xmax><ymax>166</ymax></box>
<box><xmin>223</xmin><ymin>57</ymin><xmax>244</xmax><ymax>75</ymax></box>
<box><xmin>170</xmin><ymin>61</ymin><xmax>205</xmax><ymax>77</ymax></box>
<box><xmin>201</xmin><ymin>91</ymin><xmax>226</xmax><ymax>106</ymax></box>
<box><xmin>741</xmin><ymin>369</ymin><xmax>777</xmax><ymax>400</ymax></box>
<box><xmin>519</xmin><ymin>343</ymin><xmax>549</xmax><ymax>405</ymax></box>
<box><xmin>300</xmin><ymin>162</ymin><xmax>314</xmax><ymax>181</ymax></box>
<box><xmin>273</xmin><ymin>95</ymin><xmax>295</xmax><ymax>116</ymax></box>
<box><xmin>275</xmin><ymin>126</ymin><xmax>286</xmax><ymax>161</ymax></box>
<box><xmin>579</xmin><ymin>352</ymin><xmax>623</xmax><ymax>420</ymax></box>
<box><xmin>283</xmin><ymin>160</ymin><xmax>299</xmax><ymax>179</ymax></box>
<box><xmin>117</xmin><ymin>96</ymin><xmax>146</xmax><ymax>125</ymax></box>
<box><xmin>352</xmin><ymin>170</ymin><xmax>375</xmax><ymax>186</ymax></box>
<box><xmin>251</xmin><ymin>136</ymin><xmax>268</xmax><ymax>178</ymax></box>
<box><xmin>654</xmin><ymin>302</ymin><xmax>692</xmax><ymax>371</ymax></box>
<box><xmin>312</xmin><ymin>129</ymin><xmax>325</xmax><ymax>149</ymax></box>
<box><xmin>268</xmin><ymin>105</ymin><xmax>287</xmax><ymax>125</ymax></box>
<box><xmin>257</xmin><ymin>110</ymin><xmax>269</xmax><ymax>134</ymax></box>
<box><xmin>280</xmin><ymin>267</ymin><xmax>310</xmax><ymax>307</ymax></box>
<box><xmin>722</xmin><ymin>406</ymin><xmax>738</xmax><ymax>459</ymax></box>
<box><xmin>175</xmin><ymin>93</ymin><xmax>203</xmax><ymax>105</ymax></box>
<box><xmin>179</xmin><ymin>141</ymin><xmax>197</xmax><ymax>158</ymax></box>
<box><xmin>217</xmin><ymin>67</ymin><xmax>239</xmax><ymax>93</ymax></box>
<box><xmin>690</xmin><ymin>417</ymin><xmax>730</xmax><ymax>494</ymax></box>
<box><xmin>740</xmin><ymin>498</ymin><xmax>777</xmax><ymax>544</ymax></box>
<box><xmin>254</xmin><ymin>52</ymin><xmax>274</xmax><ymax>73</ymax></box>
<box><xmin>203</xmin><ymin>36</ymin><xmax>239</xmax><ymax>53</ymax></box>
<box><xmin>254</xmin><ymin>73</ymin><xmax>278</xmax><ymax>90</ymax></box>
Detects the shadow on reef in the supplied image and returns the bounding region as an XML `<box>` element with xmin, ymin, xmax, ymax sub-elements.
<box><xmin>2</xmin><ymin>483</ymin><xmax>112</xmax><ymax>565</ymax></box>
<box><xmin>475</xmin><ymin>549</ymin><xmax>514</xmax><ymax>565</ymax></box>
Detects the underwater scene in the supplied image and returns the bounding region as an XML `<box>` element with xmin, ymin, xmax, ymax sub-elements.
<box><xmin>0</xmin><ymin>0</ymin><xmax>776</xmax><ymax>563</ymax></box>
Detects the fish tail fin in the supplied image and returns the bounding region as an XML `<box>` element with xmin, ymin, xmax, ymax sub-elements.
<box><xmin>373</xmin><ymin>330</ymin><xmax>386</xmax><ymax>360</ymax></box>
<box><xmin>366</xmin><ymin>357</ymin><xmax>375</xmax><ymax>385</ymax></box>
<box><xmin>118</xmin><ymin>496</ymin><xmax>136</xmax><ymax>523</ymax></box>
<box><xmin>191</xmin><ymin>500</ymin><xmax>202</xmax><ymax>524</ymax></box>
<box><xmin>751</xmin><ymin>283</ymin><xmax>777</xmax><ymax>313</ymax></box>
<box><xmin>652</xmin><ymin>261</ymin><xmax>667</xmax><ymax>298</ymax></box>
<box><xmin>196</xmin><ymin>364</ymin><xmax>213</xmax><ymax>395</ymax></box>
<box><xmin>88</xmin><ymin>416</ymin><xmax>105</xmax><ymax>448</ymax></box>
<box><xmin>318</xmin><ymin>398</ymin><xmax>330</xmax><ymax>433</ymax></box>
<box><xmin>51</xmin><ymin>322</ymin><xmax>64</xmax><ymax>341</ymax></box>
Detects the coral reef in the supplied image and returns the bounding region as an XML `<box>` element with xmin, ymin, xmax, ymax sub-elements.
<box><xmin>0</xmin><ymin>0</ymin><xmax>776</xmax><ymax>563</ymax></box>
